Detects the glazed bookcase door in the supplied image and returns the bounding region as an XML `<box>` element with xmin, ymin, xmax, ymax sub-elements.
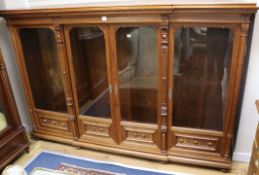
<box><xmin>167</xmin><ymin>24</ymin><xmax>245</xmax><ymax>167</ymax></box>
<box><xmin>110</xmin><ymin>25</ymin><xmax>166</xmax><ymax>155</ymax></box>
<box><xmin>0</xmin><ymin>49</ymin><xmax>20</xmax><ymax>135</ymax></box>
<box><xmin>15</xmin><ymin>26</ymin><xmax>77</xmax><ymax>139</ymax></box>
<box><xmin>0</xmin><ymin>94</ymin><xmax>9</xmax><ymax>133</ymax></box>
<box><xmin>0</xmin><ymin>48</ymin><xmax>29</xmax><ymax>170</ymax></box>
<box><xmin>64</xmin><ymin>25</ymin><xmax>117</xmax><ymax>146</ymax></box>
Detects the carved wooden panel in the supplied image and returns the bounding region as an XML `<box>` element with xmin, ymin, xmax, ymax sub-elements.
<box><xmin>86</xmin><ymin>125</ymin><xmax>109</xmax><ymax>137</ymax></box>
<box><xmin>175</xmin><ymin>135</ymin><xmax>219</xmax><ymax>152</ymax></box>
<box><xmin>122</xmin><ymin>122</ymin><xmax>158</xmax><ymax>145</ymax></box>
<box><xmin>79</xmin><ymin>116</ymin><xmax>112</xmax><ymax>138</ymax></box>
<box><xmin>127</xmin><ymin>131</ymin><xmax>153</xmax><ymax>143</ymax></box>
<box><xmin>38</xmin><ymin>115</ymin><xmax>69</xmax><ymax>131</ymax></box>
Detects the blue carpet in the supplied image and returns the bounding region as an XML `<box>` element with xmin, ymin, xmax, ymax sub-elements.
<box><xmin>25</xmin><ymin>151</ymin><xmax>187</xmax><ymax>175</ymax></box>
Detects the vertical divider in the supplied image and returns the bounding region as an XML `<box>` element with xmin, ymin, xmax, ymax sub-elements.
<box><xmin>167</xmin><ymin>25</ymin><xmax>176</xmax><ymax>150</ymax></box>
<box><xmin>63</xmin><ymin>25</ymin><xmax>84</xmax><ymax>138</ymax></box>
<box><xmin>106</xmin><ymin>25</ymin><xmax>124</xmax><ymax>144</ymax></box>
<box><xmin>158</xmin><ymin>16</ymin><xmax>169</xmax><ymax>154</ymax></box>
<box><xmin>51</xmin><ymin>25</ymin><xmax>79</xmax><ymax>139</ymax></box>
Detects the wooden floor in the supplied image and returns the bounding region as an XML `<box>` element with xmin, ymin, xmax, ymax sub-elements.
<box><xmin>14</xmin><ymin>139</ymin><xmax>248</xmax><ymax>175</ymax></box>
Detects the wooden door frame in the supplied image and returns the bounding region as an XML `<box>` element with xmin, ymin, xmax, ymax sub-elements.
<box><xmin>108</xmin><ymin>22</ymin><xmax>167</xmax><ymax>152</ymax></box>
<box><xmin>63</xmin><ymin>24</ymin><xmax>118</xmax><ymax>144</ymax></box>
<box><xmin>167</xmin><ymin>20</ymin><xmax>250</xmax><ymax>163</ymax></box>
<box><xmin>9</xmin><ymin>25</ymin><xmax>78</xmax><ymax>140</ymax></box>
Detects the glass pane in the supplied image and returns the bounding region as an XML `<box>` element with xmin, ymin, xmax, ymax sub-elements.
<box><xmin>173</xmin><ymin>27</ymin><xmax>233</xmax><ymax>131</ymax></box>
<box><xmin>70</xmin><ymin>27</ymin><xmax>111</xmax><ymax>118</ymax></box>
<box><xmin>0</xmin><ymin>98</ymin><xmax>8</xmax><ymax>132</ymax></box>
<box><xmin>116</xmin><ymin>27</ymin><xmax>158</xmax><ymax>124</ymax></box>
<box><xmin>20</xmin><ymin>28</ymin><xmax>67</xmax><ymax>113</ymax></box>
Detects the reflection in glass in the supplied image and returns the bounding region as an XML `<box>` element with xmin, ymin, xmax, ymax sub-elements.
<box><xmin>20</xmin><ymin>28</ymin><xmax>67</xmax><ymax>113</ymax></box>
<box><xmin>116</xmin><ymin>27</ymin><xmax>157</xmax><ymax>123</ymax></box>
<box><xmin>0</xmin><ymin>99</ymin><xmax>7</xmax><ymax>131</ymax></box>
<box><xmin>0</xmin><ymin>102</ymin><xmax>7</xmax><ymax>132</ymax></box>
<box><xmin>70</xmin><ymin>27</ymin><xmax>111</xmax><ymax>118</ymax></box>
<box><xmin>173</xmin><ymin>27</ymin><xmax>233</xmax><ymax>131</ymax></box>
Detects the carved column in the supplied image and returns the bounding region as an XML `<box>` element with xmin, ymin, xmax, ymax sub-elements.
<box><xmin>159</xmin><ymin>17</ymin><xmax>169</xmax><ymax>154</ymax></box>
<box><xmin>52</xmin><ymin>25</ymin><xmax>79</xmax><ymax>139</ymax></box>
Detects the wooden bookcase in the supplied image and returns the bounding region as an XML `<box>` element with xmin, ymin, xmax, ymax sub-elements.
<box><xmin>0</xmin><ymin>1</ymin><xmax>257</xmax><ymax>170</ymax></box>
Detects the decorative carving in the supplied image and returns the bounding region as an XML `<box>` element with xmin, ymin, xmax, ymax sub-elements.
<box><xmin>40</xmin><ymin>117</ymin><xmax>68</xmax><ymax>131</ymax></box>
<box><xmin>86</xmin><ymin>125</ymin><xmax>109</xmax><ymax>136</ymax></box>
<box><xmin>52</xmin><ymin>25</ymin><xmax>64</xmax><ymax>49</ymax></box>
<box><xmin>160</xmin><ymin>25</ymin><xmax>169</xmax><ymax>53</ymax></box>
<box><xmin>159</xmin><ymin>22</ymin><xmax>169</xmax><ymax>153</ymax></box>
<box><xmin>159</xmin><ymin>22</ymin><xmax>169</xmax><ymax>118</ymax></box>
<box><xmin>160</xmin><ymin>104</ymin><xmax>167</xmax><ymax>117</ymax></box>
<box><xmin>176</xmin><ymin>136</ymin><xmax>218</xmax><ymax>151</ymax></box>
<box><xmin>127</xmin><ymin>131</ymin><xmax>153</xmax><ymax>143</ymax></box>
<box><xmin>160</xmin><ymin>125</ymin><xmax>167</xmax><ymax>132</ymax></box>
<box><xmin>240</xmin><ymin>23</ymin><xmax>249</xmax><ymax>36</ymax></box>
<box><xmin>66</xmin><ymin>97</ymin><xmax>74</xmax><ymax>106</ymax></box>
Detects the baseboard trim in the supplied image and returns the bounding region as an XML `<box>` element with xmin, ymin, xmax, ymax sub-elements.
<box><xmin>232</xmin><ymin>152</ymin><xmax>251</xmax><ymax>162</ymax></box>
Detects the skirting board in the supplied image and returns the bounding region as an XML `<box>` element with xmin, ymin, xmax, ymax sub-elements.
<box><xmin>232</xmin><ymin>152</ymin><xmax>251</xmax><ymax>162</ymax></box>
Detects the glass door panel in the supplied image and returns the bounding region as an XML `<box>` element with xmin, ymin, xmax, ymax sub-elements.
<box><xmin>116</xmin><ymin>27</ymin><xmax>158</xmax><ymax>124</ymax></box>
<box><xmin>70</xmin><ymin>27</ymin><xmax>111</xmax><ymax>118</ymax></box>
<box><xmin>173</xmin><ymin>27</ymin><xmax>233</xmax><ymax>131</ymax></box>
<box><xmin>20</xmin><ymin>28</ymin><xmax>67</xmax><ymax>113</ymax></box>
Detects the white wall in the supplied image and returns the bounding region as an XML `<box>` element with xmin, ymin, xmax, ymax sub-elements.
<box><xmin>29</xmin><ymin>0</ymin><xmax>121</xmax><ymax>7</ymax></box>
<box><xmin>4</xmin><ymin>0</ymin><xmax>28</xmax><ymax>9</ymax></box>
<box><xmin>0</xmin><ymin>0</ymin><xmax>6</xmax><ymax>9</ymax></box>
<box><xmin>233</xmin><ymin>9</ymin><xmax>259</xmax><ymax>162</ymax></box>
<box><xmin>0</xmin><ymin>18</ymin><xmax>32</xmax><ymax>132</ymax></box>
<box><xmin>0</xmin><ymin>0</ymin><xmax>258</xmax><ymax>162</ymax></box>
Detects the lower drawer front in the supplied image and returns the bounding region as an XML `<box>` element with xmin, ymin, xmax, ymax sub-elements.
<box><xmin>171</xmin><ymin>128</ymin><xmax>222</xmax><ymax>153</ymax></box>
<box><xmin>175</xmin><ymin>135</ymin><xmax>220</xmax><ymax>152</ymax></box>
<box><xmin>35</xmin><ymin>110</ymin><xmax>74</xmax><ymax>139</ymax></box>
